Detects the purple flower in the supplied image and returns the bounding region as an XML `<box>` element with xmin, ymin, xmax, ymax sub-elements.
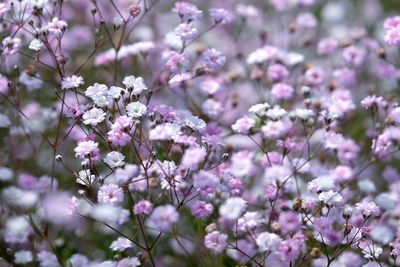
<box><xmin>149</xmin><ymin>204</ymin><xmax>179</xmax><ymax>231</ymax></box>
<box><xmin>191</xmin><ymin>201</ymin><xmax>214</xmax><ymax>219</ymax></box>
<box><xmin>166</xmin><ymin>52</ymin><xmax>189</xmax><ymax>74</ymax></box>
<box><xmin>278</xmin><ymin>211</ymin><xmax>300</xmax><ymax>234</ymax></box>
<box><xmin>97</xmin><ymin>184</ymin><xmax>124</xmax><ymax>205</ymax></box>
<box><xmin>175</xmin><ymin>23</ymin><xmax>198</xmax><ymax>42</ymax></box>
<box><xmin>202</xmin><ymin>48</ymin><xmax>226</xmax><ymax>70</ymax></box>
<box><xmin>172</xmin><ymin>2</ymin><xmax>202</xmax><ymax>21</ymax></box>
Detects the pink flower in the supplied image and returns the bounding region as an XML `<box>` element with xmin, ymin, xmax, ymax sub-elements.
<box><xmin>45</xmin><ymin>17</ymin><xmax>68</xmax><ymax>36</ymax></box>
<box><xmin>204</xmin><ymin>231</ymin><xmax>228</xmax><ymax>254</ymax></box>
<box><xmin>133</xmin><ymin>200</ymin><xmax>153</xmax><ymax>215</ymax></box>
<box><xmin>231</xmin><ymin>116</ymin><xmax>255</xmax><ymax>134</ymax></box>
<box><xmin>267</xmin><ymin>64</ymin><xmax>289</xmax><ymax>82</ymax></box>
<box><xmin>74</xmin><ymin>140</ymin><xmax>100</xmax><ymax>163</ymax></box>
<box><xmin>355</xmin><ymin>201</ymin><xmax>380</xmax><ymax>217</ymax></box>
<box><xmin>2</xmin><ymin>37</ymin><xmax>21</xmax><ymax>55</ymax></box>
<box><xmin>304</xmin><ymin>66</ymin><xmax>324</xmax><ymax>86</ymax></box>
<box><xmin>342</xmin><ymin>46</ymin><xmax>366</xmax><ymax>66</ymax></box>
<box><xmin>337</xmin><ymin>138</ymin><xmax>360</xmax><ymax>163</ymax></box>
<box><xmin>271</xmin><ymin>83</ymin><xmax>294</xmax><ymax>100</ymax></box>
<box><xmin>317</xmin><ymin>38</ymin><xmax>338</xmax><ymax>55</ymax></box>
<box><xmin>166</xmin><ymin>52</ymin><xmax>189</xmax><ymax>74</ymax></box>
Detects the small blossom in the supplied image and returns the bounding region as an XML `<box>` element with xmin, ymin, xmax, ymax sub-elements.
<box><xmin>104</xmin><ymin>151</ymin><xmax>125</xmax><ymax>168</ymax></box>
<box><xmin>74</xmin><ymin>140</ymin><xmax>100</xmax><ymax>163</ymax></box>
<box><xmin>166</xmin><ymin>51</ymin><xmax>189</xmax><ymax>74</ymax></box>
<box><xmin>202</xmin><ymin>48</ymin><xmax>226</xmax><ymax>70</ymax></box>
<box><xmin>175</xmin><ymin>23</ymin><xmax>198</xmax><ymax>42</ymax></box>
<box><xmin>108</xmin><ymin>86</ymin><xmax>124</xmax><ymax>99</ymax></box>
<box><xmin>122</xmin><ymin>76</ymin><xmax>147</xmax><ymax>95</ymax></box>
<box><xmin>318</xmin><ymin>190</ymin><xmax>343</xmax><ymax>206</ymax></box>
<box><xmin>110</xmin><ymin>237</ymin><xmax>134</xmax><ymax>252</ymax></box>
<box><xmin>149</xmin><ymin>205</ymin><xmax>179</xmax><ymax>231</ymax></box>
<box><xmin>133</xmin><ymin>200</ymin><xmax>153</xmax><ymax>215</ymax></box>
<box><xmin>2</xmin><ymin>37</ymin><xmax>21</xmax><ymax>55</ymax></box>
<box><xmin>271</xmin><ymin>83</ymin><xmax>294</xmax><ymax>100</ymax></box>
<box><xmin>355</xmin><ymin>201</ymin><xmax>380</xmax><ymax>217</ymax></box>
<box><xmin>204</xmin><ymin>231</ymin><xmax>228</xmax><ymax>254</ymax></box>
<box><xmin>28</xmin><ymin>39</ymin><xmax>43</xmax><ymax>51</ymax></box>
<box><xmin>249</xmin><ymin>102</ymin><xmax>271</xmax><ymax>116</ymax></box>
<box><xmin>219</xmin><ymin>197</ymin><xmax>247</xmax><ymax>221</ymax></box>
<box><xmin>191</xmin><ymin>201</ymin><xmax>214</xmax><ymax>219</ymax></box>
<box><xmin>126</xmin><ymin>101</ymin><xmax>147</xmax><ymax>118</ymax></box>
<box><xmin>172</xmin><ymin>2</ymin><xmax>202</xmax><ymax>21</ymax></box>
<box><xmin>45</xmin><ymin>17</ymin><xmax>68</xmax><ymax>36</ymax></box>
<box><xmin>62</xmin><ymin>75</ymin><xmax>84</xmax><ymax>90</ymax></box>
<box><xmin>231</xmin><ymin>116</ymin><xmax>255</xmax><ymax>134</ymax></box>
<box><xmin>256</xmin><ymin>232</ymin><xmax>282</xmax><ymax>252</ymax></box>
<box><xmin>97</xmin><ymin>184</ymin><xmax>124</xmax><ymax>205</ymax></box>
<box><xmin>82</xmin><ymin>107</ymin><xmax>106</xmax><ymax>126</ymax></box>
<box><xmin>209</xmin><ymin>8</ymin><xmax>234</xmax><ymax>24</ymax></box>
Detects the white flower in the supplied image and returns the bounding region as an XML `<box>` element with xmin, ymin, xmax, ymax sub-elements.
<box><xmin>122</xmin><ymin>75</ymin><xmax>147</xmax><ymax>95</ymax></box>
<box><xmin>362</xmin><ymin>245</ymin><xmax>382</xmax><ymax>259</ymax></box>
<box><xmin>126</xmin><ymin>101</ymin><xmax>147</xmax><ymax>118</ymax></box>
<box><xmin>28</xmin><ymin>39</ymin><xmax>43</xmax><ymax>51</ymax></box>
<box><xmin>108</xmin><ymin>86</ymin><xmax>124</xmax><ymax>99</ymax></box>
<box><xmin>62</xmin><ymin>75</ymin><xmax>84</xmax><ymax>90</ymax></box>
<box><xmin>85</xmin><ymin>83</ymin><xmax>109</xmax><ymax>107</ymax></box>
<box><xmin>14</xmin><ymin>250</ymin><xmax>33</xmax><ymax>264</ymax></box>
<box><xmin>149</xmin><ymin>123</ymin><xmax>181</xmax><ymax>140</ymax></box>
<box><xmin>110</xmin><ymin>237</ymin><xmax>133</xmax><ymax>252</ymax></box>
<box><xmin>256</xmin><ymin>232</ymin><xmax>282</xmax><ymax>252</ymax></box>
<box><xmin>219</xmin><ymin>197</ymin><xmax>247</xmax><ymax>221</ymax></box>
<box><xmin>294</xmin><ymin>108</ymin><xmax>314</xmax><ymax>120</ymax></box>
<box><xmin>249</xmin><ymin>102</ymin><xmax>271</xmax><ymax>116</ymax></box>
<box><xmin>104</xmin><ymin>151</ymin><xmax>125</xmax><ymax>168</ymax></box>
<box><xmin>266</xmin><ymin>105</ymin><xmax>287</xmax><ymax>120</ymax></box>
<box><xmin>76</xmin><ymin>169</ymin><xmax>96</xmax><ymax>186</ymax></box>
<box><xmin>318</xmin><ymin>190</ymin><xmax>342</xmax><ymax>206</ymax></box>
<box><xmin>308</xmin><ymin>175</ymin><xmax>335</xmax><ymax>192</ymax></box>
<box><xmin>82</xmin><ymin>107</ymin><xmax>106</xmax><ymax>126</ymax></box>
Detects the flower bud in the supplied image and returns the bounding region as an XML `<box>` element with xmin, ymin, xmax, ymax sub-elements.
<box><xmin>343</xmin><ymin>204</ymin><xmax>353</xmax><ymax>219</ymax></box>
<box><xmin>293</xmin><ymin>198</ymin><xmax>302</xmax><ymax>211</ymax></box>
<box><xmin>205</xmin><ymin>223</ymin><xmax>217</xmax><ymax>233</ymax></box>
<box><xmin>310</xmin><ymin>247</ymin><xmax>320</xmax><ymax>258</ymax></box>
<box><xmin>129</xmin><ymin>4</ymin><xmax>141</xmax><ymax>18</ymax></box>
<box><xmin>344</xmin><ymin>224</ymin><xmax>353</xmax><ymax>236</ymax></box>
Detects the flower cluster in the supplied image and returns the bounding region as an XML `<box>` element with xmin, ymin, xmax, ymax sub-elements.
<box><xmin>1</xmin><ymin>1</ymin><xmax>400</xmax><ymax>267</ymax></box>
